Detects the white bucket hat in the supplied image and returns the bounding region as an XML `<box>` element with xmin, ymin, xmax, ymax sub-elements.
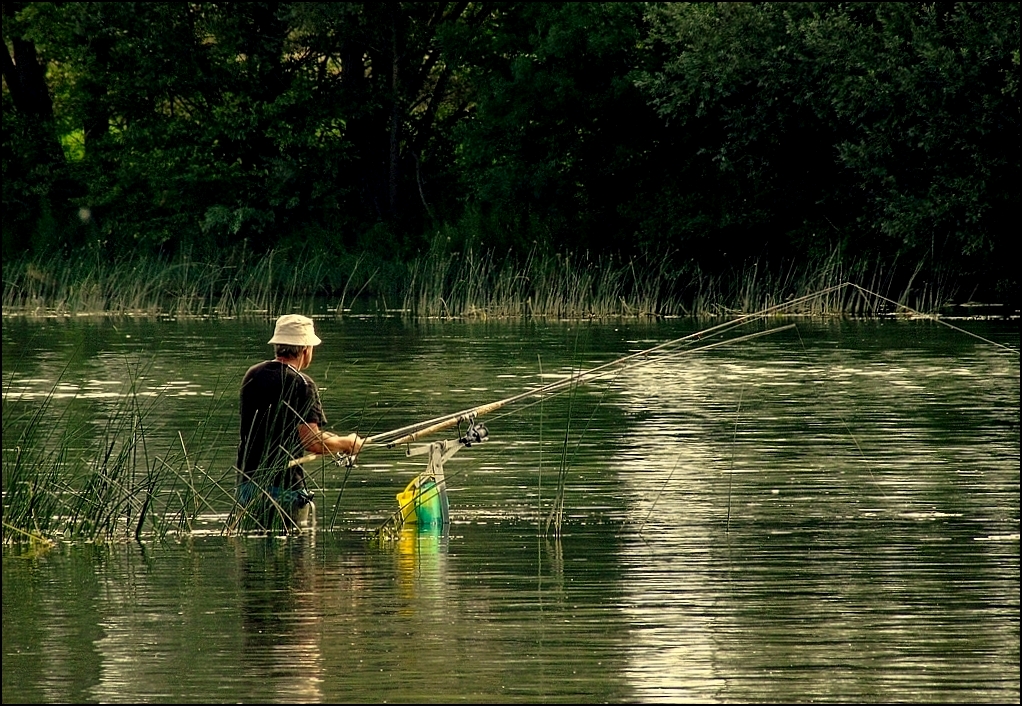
<box><xmin>268</xmin><ymin>314</ymin><xmax>322</xmax><ymax>347</ymax></box>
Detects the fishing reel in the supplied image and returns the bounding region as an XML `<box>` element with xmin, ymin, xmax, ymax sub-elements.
<box><xmin>329</xmin><ymin>452</ymin><xmax>358</xmax><ymax>469</ymax></box>
<box><xmin>459</xmin><ymin>421</ymin><xmax>489</xmax><ymax>447</ymax></box>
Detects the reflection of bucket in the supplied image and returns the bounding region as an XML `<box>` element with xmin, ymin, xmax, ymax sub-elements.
<box><xmin>294</xmin><ymin>501</ymin><xmax>315</xmax><ymax>528</ymax></box>
<box><xmin>396</xmin><ymin>524</ymin><xmax>443</xmax><ymax>556</ymax></box>
<box><xmin>394</xmin><ymin>524</ymin><xmax>447</xmax><ymax>604</ymax></box>
<box><xmin>396</xmin><ymin>474</ymin><xmax>449</xmax><ymax>526</ymax></box>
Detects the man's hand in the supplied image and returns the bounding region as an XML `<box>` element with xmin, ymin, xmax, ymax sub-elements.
<box><xmin>300</xmin><ymin>424</ymin><xmax>365</xmax><ymax>456</ymax></box>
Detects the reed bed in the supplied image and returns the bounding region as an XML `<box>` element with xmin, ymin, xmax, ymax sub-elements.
<box><xmin>2</xmin><ymin>364</ymin><xmax>236</xmax><ymax>546</ymax></box>
<box><xmin>402</xmin><ymin>245</ymin><xmax>960</xmax><ymax>320</ymax></box>
<box><xmin>1</xmin><ymin>248</ymin><xmax>339</xmax><ymax>318</ymax></box>
<box><xmin>404</xmin><ymin>246</ymin><xmax>699</xmax><ymax>319</ymax></box>
<box><xmin>1</xmin><ymin>243</ymin><xmax>961</xmax><ymax>320</ymax></box>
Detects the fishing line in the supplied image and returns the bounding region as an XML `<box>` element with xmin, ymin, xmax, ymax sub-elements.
<box><xmin>849</xmin><ymin>283</ymin><xmax>1018</xmax><ymax>354</ymax></box>
<box><xmin>367</xmin><ymin>288</ymin><xmax>840</xmax><ymax>447</ymax></box>
<box><xmin>726</xmin><ymin>387</ymin><xmax>743</xmax><ymax>534</ymax></box>
<box><xmin>631</xmin><ymin>455</ymin><xmax>682</xmax><ymax>539</ymax></box>
<box><xmin>556</xmin><ymin>328</ymin><xmax>591</xmax><ymax>532</ymax></box>
<box><xmin>450</xmin><ymin>324</ymin><xmax>798</xmax><ymax>432</ymax></box>
<box><xmin>547</xmin><ymin>376</ymin><xmax>611</xmax><ymax>538</ymax></box>
<box><xmin>546</xmin><ymin>327</ymin><xmax>587</xmax><ymax>538</ymax></box>
<box><xmin>536</xmin><ymin>353</ymin><xmax>545</xmax><ymax>538</ymax></box>
<box><xmin>791</xmin><ymin>323</ymin><xmax>891</xmax><ymax>502</ymax></box>
<box><xmin>628</xmin><ymin>374</ymin><xmax>745</xmax><ymax>539</ymax></box>
<box><xmin>325</xmin><ymin>396</ymin><xmax>378</xmax><ymax>532</ymax></box>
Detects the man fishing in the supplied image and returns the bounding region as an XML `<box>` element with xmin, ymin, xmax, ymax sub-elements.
<box><xmin>234</xmin><ymin>314</ymin><xmax>364</xmax><ymax>532</ymax></box>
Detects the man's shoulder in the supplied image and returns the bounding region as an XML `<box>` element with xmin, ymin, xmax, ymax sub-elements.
<box><xmin>244</xmin><ymin>360</ymin><xmax>315</xmax><ymax>387</ymax></box>
<box><xmin>243</xmin><ymin>359</ymin><xmax>276</xmax><ymax>379</ymax></box>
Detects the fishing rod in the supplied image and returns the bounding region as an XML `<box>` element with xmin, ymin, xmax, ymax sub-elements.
<box><xmin>288</xmin><ymin>320</ymin><xmax>799</xmax><ymax>468</ymax></box>
<box><xmin>386</xmin><ymin>322</ymin><xmax>797</xmax><ymax>446</ymax></box>
<box><xmin>285</xmin><ymin>283</ymin><xmax>857</xmax><ymax>471</ymax></box>
<box><xmin>287</xmin><ymin>279</ymin><xmax>1010</xmax><ymax>474</ymax></box>
<box><xmin>288</xmin><ymin>282</ymin><xmax>857</xmax><ymax>469</ymax></box>
<box><xmin>368</xmin><ymin>283</ymin><xmax>846</xmax><ymax>446</ymax></box>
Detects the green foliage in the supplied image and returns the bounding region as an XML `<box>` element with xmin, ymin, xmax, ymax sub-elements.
<box><xmin>635</xmin><ymin>2</ymin><xmax>1019</xmax><ymax>295</ymax></box>
<box><xmin>3</xmin><ymin>2</ymin><xmax>504</xmax><ymax>259</ymax></box>
<box><xmin>2</xmin><ymin>2</ymin><xmax>1018</xmax><ymax>305</ymax></box>
<box><xmin>454</xmin><ymin>2</ymin><xmax>657</xmax><ymax>255</ymax></box>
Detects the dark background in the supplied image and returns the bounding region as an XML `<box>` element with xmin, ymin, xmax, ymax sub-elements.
<box><xmin>4</xmin><ymin>2</ymin><xmax>1018</xmax><ymax>305</ymax></box>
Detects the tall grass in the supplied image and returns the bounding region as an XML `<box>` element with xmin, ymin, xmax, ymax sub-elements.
<box><xmin>404</xmin><ymin>246</ymin><xmax>692</xmax><ymax>319</ymax></box>
<box><xmin>402</xmin><ymin>244</ymin><xmax>953</xmax><ymax>319</ymax></box>
<box><xmin>1</xmin><ymin>247</ymin><xmax>384</xmax><ymax>317</ymax></box>
<box><xmin>2</xmin><ymin>242</ymin><xmax>962</xmax><ymax>320</ymax></box>
<box><xmin>2</xmin><ymin>362</ymin><xmax>237</xmax><ymax>545</ymax></box>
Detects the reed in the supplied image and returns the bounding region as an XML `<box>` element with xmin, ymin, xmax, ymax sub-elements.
<box><xmin>400</xmin><ymin>244</ymin><xmax>957</xmax><ymax>320</ymax></box>
<box><xmin>404</xmin><ymin>246</ymin><xmax>678</xmax><ymax>319</ymax></box>
<box><xmin>2</xmin><ymin>360</ymin><xmax>237</xmax><ymax>546</ymax></box>
<box><xmin>3</xmin><ymin>240</ymin><xmax>961</xmax><ymax>320</ymax></box>
<box><xmin>1</xmin><ymin>247</ymin><xmax>333</xmax><ymax>317</ymax></box>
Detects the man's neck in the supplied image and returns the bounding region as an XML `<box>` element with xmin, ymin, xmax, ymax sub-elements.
<box><xmin>275</xmin><ymin>356</ymin><xmax>302</xmax><ymax>371</ymax></box>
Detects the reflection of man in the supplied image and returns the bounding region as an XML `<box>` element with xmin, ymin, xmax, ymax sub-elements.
<box><xmin>235</xmin><ymin>314</ymin><xmax>364</xmax><ymax>532</ymax></box>
<box><xmin>236</xmin><ymin>537</ymin><xmax>324</xmax><ymax>702</ymax></box>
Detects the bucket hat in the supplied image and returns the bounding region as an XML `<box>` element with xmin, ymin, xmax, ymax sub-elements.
<box><xmin>268</xmin><ymin>314</ymin><xmax>322</xmax><ymax>347</ymax></box>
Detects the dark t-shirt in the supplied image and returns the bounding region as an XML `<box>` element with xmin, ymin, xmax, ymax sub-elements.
<box><xmin>236</xmin><ymin>360</ymin><xmax>326</xmax><ymax>491</ymax></box>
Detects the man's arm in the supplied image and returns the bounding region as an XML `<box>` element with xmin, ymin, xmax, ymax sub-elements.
<box><xmin>299</xmin><ymin>422</ymin><xmax>365</xmax><ymax>456</ymax></box>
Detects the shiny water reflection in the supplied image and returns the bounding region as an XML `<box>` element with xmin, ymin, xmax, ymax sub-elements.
<box><xmin>2</xmin><ymin>316</ymin><xmax>1018</xmax><ymax>703</ymax></box>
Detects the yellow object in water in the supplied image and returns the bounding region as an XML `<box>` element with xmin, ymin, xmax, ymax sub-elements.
<box><xmin>396</xmin><ymin>473</ymin><xmax>449</xmax><ymax>526</ymax></box>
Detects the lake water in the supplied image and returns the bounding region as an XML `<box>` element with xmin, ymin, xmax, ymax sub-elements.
<box><xmin>2</xmin><ymin>314</ymin><xmax>1019</xmax><ymax>703</ymax></box>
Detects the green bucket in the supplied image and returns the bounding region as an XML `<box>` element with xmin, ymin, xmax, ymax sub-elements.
<box><xmin>396</xmin><ymin>474</ymin><xmax>449</xmax><ymax>526</ymax></box>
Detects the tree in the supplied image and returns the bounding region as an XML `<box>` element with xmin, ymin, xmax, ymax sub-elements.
<box><xmin>636</xmin><ymin>2</ymin><xmax>1019</xmax><ymax>297</ymax></box>
<box><xmin>2</xmin><ymin>0</ymin><xmax>76</xmax><ymax>256</ymax></box>
<box><xmin>2</xmin><ymin>2</ymin><xmax>509</xmax><ymax>260</ymax></box>
<box><xmin>454</xmin><ymin>2</ymin><xmax>660</xmax><ymax>257</ymax></box>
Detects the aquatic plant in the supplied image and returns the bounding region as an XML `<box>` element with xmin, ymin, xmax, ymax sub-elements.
<box><xmin>1</xmin><ymin>247</ymin><xmax>333</xmax><ymax>317</ymax></box>
<box><xmin>1</xmin><ymin>360</ymin><xmax>239</xmax><ymax>546</ymax></box>
<box><xmin>1</xmin><ymin>242</ymin><xmax>965</xmax><ymax>321</ymax></box>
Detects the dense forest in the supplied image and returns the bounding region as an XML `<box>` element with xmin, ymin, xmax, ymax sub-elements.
<box><xmin>3</xmin><ymin>2</ymin><xmax>1019</xmax><ymax>310</ymax></box>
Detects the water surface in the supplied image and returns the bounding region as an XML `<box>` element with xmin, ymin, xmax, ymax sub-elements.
<box><xmin>3</xmin><ymin>315</ymin><xmax>1019</xmax><ymax>703</ymax></box>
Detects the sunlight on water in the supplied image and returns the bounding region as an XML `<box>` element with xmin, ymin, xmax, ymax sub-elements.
<box><xmin>2</xmin><ymin>316</ymin><xmax>1018</xmax><ymax>703</ymax></box>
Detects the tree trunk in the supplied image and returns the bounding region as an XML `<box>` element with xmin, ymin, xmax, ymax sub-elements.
<box><xmin>2</xmin><ymin>32</ymin><xmax>65</xmax><ymax>169</ymax></box>
<box><xmin>388</xmin><ymin>2</ymin><xmax>401</xmax><ymax>221</ymax></box>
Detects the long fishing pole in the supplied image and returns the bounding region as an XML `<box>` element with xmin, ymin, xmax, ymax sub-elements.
<box><xmin>287</xmin><ymin>282</ymin><xmax>852</xmax><ymax>470</ymax></box>
<box><xmin>374</xmin><ymin>283</ymin><xmax>845</xmax><ymax>446</ymax></box>
<box><xmin>288</xmin><ymin>321</ymin><xmax>798</xmax><ymax>468</ymax></box>
<box><xmin>439</xmin><ymin>323</ymin><xmax>799</xmax><ymax>437</ymax></box>
<box><xmin>408</xmin><ymin>323</ymin><xmax>793</xmax><ymax>448</ymax></box>
<box><xmin>390</xmin><ymin>322</ymin><xmax>797</xmax><ymax>446</ymax></box>
<box><xmin>290</xmin><ymin>281</ymin><xmax>854</xmax><ymax>469</ymax></box>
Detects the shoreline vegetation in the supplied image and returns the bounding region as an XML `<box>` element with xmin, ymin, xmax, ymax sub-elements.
<box><xmin>4</xmin><ymin>266</ymin><xmax>1018</xmax><ymax>549</ymax></box>
<box><xmin>3</xmin><ymin>2</ymin><xmax>1017</xmax><ymax>550</ymax></box>
<box><xmin>2</xmin><ymin>247</ymin><xmax>1015</xmax><ymax>322</ymax></box>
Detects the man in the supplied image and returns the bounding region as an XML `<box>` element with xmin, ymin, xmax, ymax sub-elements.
<box><xmin>235</xmin><ymin>314</ymin><xmax>364</xmax><ymax>532</ymax></box>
